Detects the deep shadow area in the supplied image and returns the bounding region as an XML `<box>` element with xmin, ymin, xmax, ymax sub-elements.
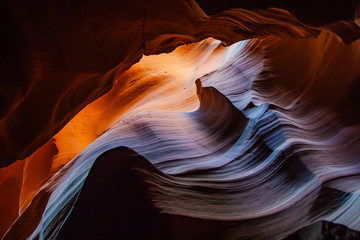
<box><xmin>57</xmin><ymin>147</ymin><xmax>228</xmax><ymax>240</ymax></box>
<box><xmin>340</xmin><ymin>75</ymin><xmax>360</xmax><ymax>126</ymax></box>
<box><xmin>322</xmin><ymin>221</ymin><xmax>360</xmax><ymax>240</ymax></box>
<box><xmin>283</xmin><ymin>220</ymin><xmax>360</xmax><ymax>240</ymax></box>
<box><xmin>57</xmin><ymin>147</ymin><xmax>169</xmax><ymax>240</ymax></box>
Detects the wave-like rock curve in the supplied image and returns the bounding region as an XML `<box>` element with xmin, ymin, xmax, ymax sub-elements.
<box><xmin>3</xmin><ymin>35</ymin><xmax>360</xmax><ymax>239</ymax></box>
<box><xmin>1</xmin><ymin>0</ymin><xmax>360</xmax><ymax>169</ymax></box>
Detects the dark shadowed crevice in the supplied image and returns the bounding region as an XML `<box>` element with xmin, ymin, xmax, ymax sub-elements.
<box><xmin>141</xmin><ymin>0</ymin><xmax>148</xmax><ymax>53</ymax></box>
<box><xmin>56</xmin><ymin>147</ymin><xmax>229</xmax><ymax>240</ymax></box>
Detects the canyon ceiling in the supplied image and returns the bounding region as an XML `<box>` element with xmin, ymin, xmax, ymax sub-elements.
<box><xmin>1</xmin><ymin>0</ymin><xmax>360</xmax><ymax>239</ymax></box>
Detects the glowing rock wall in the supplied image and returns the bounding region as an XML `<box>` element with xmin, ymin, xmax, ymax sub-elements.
<box><xmin>1</xmin><ymin>0</ymin><xmax>360</xmax><ymax>239</ymax></box>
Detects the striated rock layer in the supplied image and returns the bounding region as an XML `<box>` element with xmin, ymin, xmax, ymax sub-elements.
<box><xmin>1</xmin><ymin>0</ymin><xmax>360</xmax><ymax>239</ymax></box>
<box><xmin>2</xmin><ymin>33</ymin><xmax>360</xmax><ymax>239</ymax></box>
<box><xmin>1</xmin><ymin>0</ymin><xmax>359</xmax><ymax>168</ymax></box>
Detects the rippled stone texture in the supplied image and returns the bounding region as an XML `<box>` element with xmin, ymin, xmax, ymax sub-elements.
<box><xmin>1</xmin><ymin>0</ymin><xmax>360</xmax><ymax>239</ymax></box>
<box><xmin>1</xmin><ymin>0</ymin><xmax>358</xmax><ymax>168</ymax></box>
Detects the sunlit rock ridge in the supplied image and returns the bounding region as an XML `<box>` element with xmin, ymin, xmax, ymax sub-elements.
<box><xmin>1</xmin><ymin>0</ymin><xmax>360</xmax><ymax>239</ymax></box>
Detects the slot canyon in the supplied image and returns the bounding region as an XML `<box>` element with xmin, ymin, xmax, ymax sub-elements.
<box><xmin>1</xmin><ymin>0</ymin><xmax>360</xmax><ymax>239</ymax></box>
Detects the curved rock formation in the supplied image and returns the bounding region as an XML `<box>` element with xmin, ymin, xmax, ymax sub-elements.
<box><xmin>1</xmin><ymin>0</ymin><xmax>360</xmax><ymax>239</ymax></box>
<box><xmin>1</xmin><ymin>0</ymin><xmax>359</xmax><ymax>168</ymax></box>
